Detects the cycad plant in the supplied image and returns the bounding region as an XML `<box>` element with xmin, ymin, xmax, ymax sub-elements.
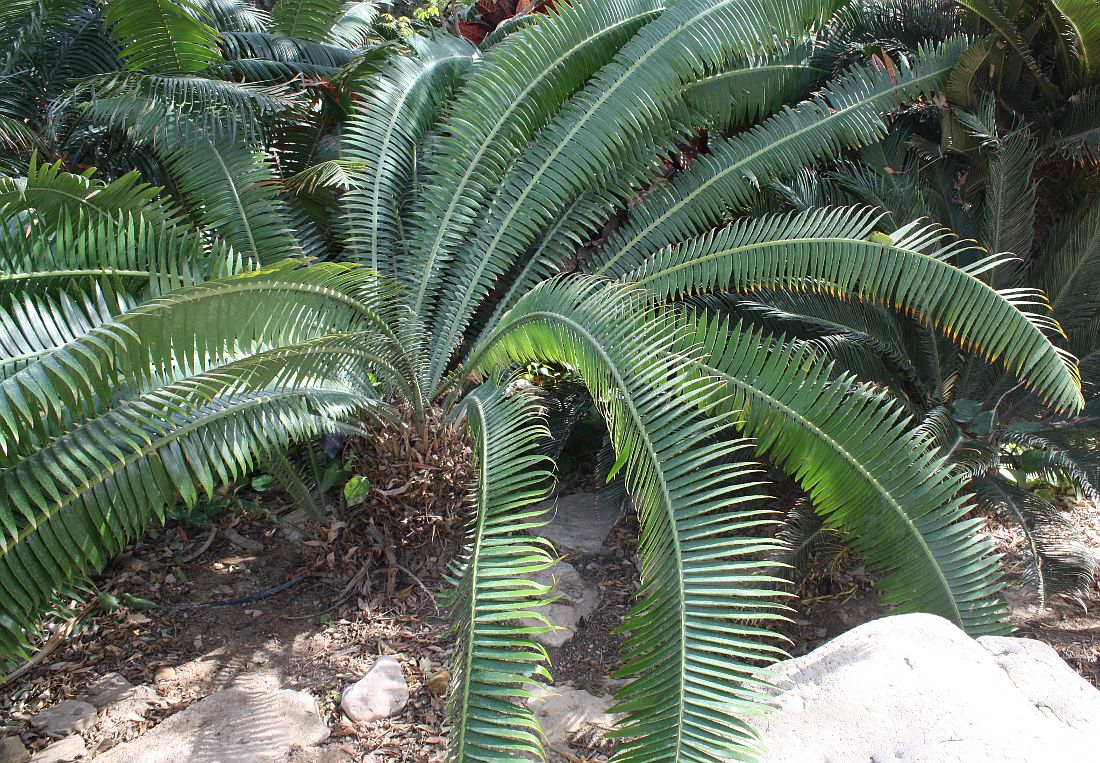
<box><xmin>0</xmin><ymin>0</ymin><xmax>1089</xmax><ymax>761</ymax></box>
<box><xmin>753</xmin><ymin>0</ymin><xmax>1100</xmax><ymax>603</ymax></box>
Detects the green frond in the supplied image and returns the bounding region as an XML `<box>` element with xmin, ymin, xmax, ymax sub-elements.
<box><xmin>161</xmin><ymin>132</ymin><xmax>300</xmax><ymax>265</ymax></box>
<box><xmin>404</xmin><ymin>0</ymin><xmax>664</xmax><ymax>314</ymax></box>
<box><xmin>194</xmin><ymin>0</ymin><xmax>270</xmax><ymax>33</ymax></box>
<box><xmin>777</xmin><ymin>499</ymin><xmax>847</xmax><ymax>576</ymax></box>
<box><xmin>271</xmin><ymin>0</ymin><xmax>345</xmax><ymax>43</ymax></box>
<box><xmin>79</xmin><ymin>72</ymin><xmax>303</xmax><ymax>145</ymax></box>
<box><xmin>328</xmin><ymin>2</ymin><xmax>381</xmax><ymax>48</ymax></box>
<box><xmin>218</xmin><ymin>30</ymin><xmax>358</xmax><ymax>79</ymax></box>
<box><xmin>468</xmin><ymin>276</ymin><xmax>789</xmax><ymax>763</ymax></box>
<box><xmin>264</xmin><ymin>448</ymin><xmax>326</xmax><ymax>523</ymax></box>
<box><xmin>1050</xmin><ymin>88</ymin><xmax>1100</xmax><ymax>161</ymax></box>
<box><xmin>592</xmin><ymin>37</ymin><xmax>967</xmax><ymax>276</ymax></box>
<box><xmin>1000</xmin><ymin>428</ymin><xmax>1100</xmax><ymax>502</ymax></box>
<box><xmin>0</xmin><ymin>382</ymin><xmax>379</xmax><ymax>666</ymax></box>
<box><xmin>104</xmin><ymin>0</ymin><xmax>223</xmax><ymax>74</ymax></box>
<box><xmin>979</xmin><ymin>125</ymin><xmax>1038</xmax><ymax>283</ymax></box>
<box><xmin>972</xmin><ymin>476</ymin><xmax>1096</xmax><ymax>604</ymax></box>
<box><xmin>676</xmin><ymin>311</ymin><xmax>1009</xmax><ymax>634</ymax></box>
<box><xmin>0</xmin><ymin>285</ymin><xmax>135</xmax><ymax>381</ymax></box>
<box><xmin>0</xmin><ymin>212</ymin><xmax>245</xmax><ymax>300</ymax></box>
<box><xmin>421</xmin><ymin>0</ymin><xmax>838</xmax><ymax>387</ymax></box>
<box><xmin>953</xmin><ymin>0</ymin><xmax>1060</xmax><ymax>98</ymax></box>
<box><xmin>682</xmin><ymin>38</ymin><xmax>825</xmax><ymax>130</ymax></box>
<box><xmin>0</xmin><ymin>157</ymin><xmax>182</xmax><ymax>232</ymax></box>
<box><xmin>0</xmin><ymin>261</ymin><xmax>406</xmax><ymax>461</ymax></box>
<box><xmin>945</xmin><ymin>37</ymin><xmax>992</xmax><ymax>108</ymax></box>
<box><xmin>286</xmin><ymin>160</ymin><xmax>366</xmax><ymax>193</ymax></box>
<box><xmin>1029</xmin><ymin>194</ymin><xmax>1100</xmax><ymax>353</ymax></box>
<box><xmin>444</xmin><ymin>381</ymin><xmax>556</xmax><ymax>762</ymax></box>
<box><xmin>626</xmin><ymin>206</ymin><xmax>1084</xmax><ymax>413</ymax></box>
<box><xmin>1049</xmin><ymin>0</ymin><xmax>1100</xmax><ymax>75</ymax></box>
<box><xmin>342</xmin><ymin>35</ymin><xmax>477</xmax><ymax>274</ymax></box>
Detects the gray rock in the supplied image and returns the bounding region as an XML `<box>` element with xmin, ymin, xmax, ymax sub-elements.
<box><xmin>532</xmin><ymin>493</ymin><xmax>619</xmax><ymax>554</ymax></box>
<box><xmin>94</xmin><ymin>672</ymin><xmax>329</xmax><ymax>763</ymax></box>
<box><xmin>85</xmin><ymin>672</ymin><xmax>134</xmax><ymax>707</ymax></box>
<box><xmin>752</xmin><ymin>613</ymin><xmax>1100</xmax><ymax>762</ymax></box>
<box><xmin>527</xmin><ymin>683</ymin><xmax>620</xmax><ymax>760</ymax></box>
<box><xmin>519</xmin><ymin>561</ymin><xmax>599</xmax><ymax>648</ymax></box>
<box><xmin>30</xmin><ymin>735</ymin><xmax>85</xmax><ymax>763</ymax></box>
<box><xmin>1</xmin><ymin>736</ymin><xmax>31</xmax><ymax>763</ymax></box>
<box><xmin>340</xmin><ymin>656</ymin><xmax>409</xmax><ymax>724</ymax></box>
<box><xmin>29</xmin><ymin>700</ymin><xmax>96</xmax><ymax>739</ymax></box>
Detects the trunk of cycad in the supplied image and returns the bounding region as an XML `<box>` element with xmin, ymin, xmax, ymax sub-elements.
<box><xmin>320</xmin><ymin>405</ymin><xmax>475</xmax><ymax>602</ymax></box>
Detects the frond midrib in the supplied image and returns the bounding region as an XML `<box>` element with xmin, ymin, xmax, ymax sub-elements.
<box><xmin>595</xmin><ymin>64</ymin><xmax>955</xmax><ymax>275</ymax></box>
<box><xmin>683</xmin><ymin>347</ymin><xmax>964</xmax><ymax>628</ymax></box>
<box><xmin>366</xmin><ymin>50</ymin><xmax>472</xmax><ymax>274</ymax></box>
<box><xmin>1</xmin><ymin>387</ymin><xmax>362</xmax><ymax>554</ymax></box>
<box><xmin>411</xmin><ymin>6</ymin><xmax>662</xmax><ymax>314</ymax></box>
<box><xmin>472</xmin><ymin>307</ymin><xmax>690</xmax><ymax>757</ymax></box>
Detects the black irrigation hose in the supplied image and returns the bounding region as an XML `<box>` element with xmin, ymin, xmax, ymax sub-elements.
<box><xmin>158</xmin><ymin>575</ymin><xmax>313</xmax><ymax>611</ymax></box>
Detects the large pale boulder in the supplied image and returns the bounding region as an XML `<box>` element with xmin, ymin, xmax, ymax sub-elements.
<box><xmin>94</xmin><ymin>672</ymin><xmax>329</xmax><ymax>763</ymax></box>
<box><xmin>753</xmin><ymin>613</ymin><xmax>1100</xmax><ymax>763</ymax></box>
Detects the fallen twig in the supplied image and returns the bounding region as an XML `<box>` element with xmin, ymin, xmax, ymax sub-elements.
<box><xmin>0</xmin><ymin>599</ymin><xmax>98</xmax><ymax>688</ymax></box>
<box><xmin>181</xmin><ymin>525</ymin><xmax>218</xmax><ymax>564</ymax></box>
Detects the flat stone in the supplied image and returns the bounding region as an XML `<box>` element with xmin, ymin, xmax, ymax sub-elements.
<box><xmin>340</xmin><ymin>656</ymin><xmax>409</xmax><ymax>724</ymax></box>
<box><xmin>85</xmin><ymin>673</ymin><xmax>133</xmax><ymax>707</ymax></box>
<box><xmin>532</xmin><ymin>493</ymin><xmax>619</xmax><ymax>554</ymax></box>
<box><xmin>94</xmin><ymin>672</ymin><xmax>329</xmax><ymax>763</ymax></box>
<box><xmin>29</xmin><ymin>700</ymin><xmax>96</xmax><ymax>739</ymax></box>
<box><xmin>527</xmin><ymin>684</ymin><xmax>621</xmax><ymax>760</ymax></box>
<box><xmin>519</xmin><ymin>561</ymin><xmax>599</xmax><ymax>648</ymax></box>
<box><xmin>751</xmin><ymin>613</ymin><xmax>1100</xmax><ymax>762</ymax></box>
<box><xmin>1</xmin><ymin>736</ymin><xmax>31</xmax><ymax>763</ymax></box>
<box><xmin>30</xmin><ymin>735</ymin><xmax>85</xmax><ymax>763</ymax></box>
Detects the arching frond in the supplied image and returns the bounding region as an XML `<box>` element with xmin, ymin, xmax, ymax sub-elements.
<box><xmin>468</xmin><ymin>277</ymin><xmax>789</xmax><ymax>763</ymax></box>
<box><xmin>104</xmin><ymin>0</ymin><xmax>223</xmax><ymax>74</ymax></box>
<box><xmin>626</xmin><ymin>207</ymin><xmax>1083</xmax><ymax>413</ymax></box>
<box><xmin>194</xmin><ymin>0</ymin><xmax>270</xmax><ymax>33</ymax></box>
<box><xmin>682</xmin><ymin>38</ymin><xmax>825</xmax><ymax>130</ymax></box>
<box><xmin>676</xmin><ymin>312</ymin><xmax>1008</xmax><ymax>634</ymax></box>
<box><xmin>0</xmin><ymin>261</ymin><xmax>405</xmax><ymax>460</ymax></box>
<box><xmin>416</xmin><ymin>0</ymin><xmax>837</xmax><ymax>386</ymax></box>
<box><xmin>1029</xmin><ymin>194</ymin><xmax>1100</xmax><ymax>353</ymax></box>
<box><xmin>0</xmin><ymin>212</ymin><xmax>244</xmax><ymax>300</ymax></box>
<box><xmin>161</xmin><ymin>132</ymin><xmax>300</xmax><ymax>265</ymax></box>
<box><xmin>270</xmin><ymin>0</ymin><xmax>345</xmax><ymax>43</ymax></box>
<box><xmin>592</xmin><ymin>37</ymin><xmax>966</xmax><ymax>275</ymax></box>
<box><xmin>444</xmin><ymin>381</ymin><xmax>556</xmax><ymax>762</ymax></box>
<box><xmin>980</xmin><ymin>125</ymin><xmax>1037</xmax><ymax>284</ymax></box>
<box><xmin>0</xmin><ymin>158</ymin><xmax>182</xmax><ymax>232</ymax></box>
<box><xmin>1049</xmin><ymin>0</ymin><xmax>1100</xmax><ymax>75</ymax></box>
<box><xmin>404</xmin><ymin>0</ymin><xmax>664</xmax><ymax>311</ymax></box>
<box><xmin>342</xmin><ymin>34</ymin><xmax>477</xmax><ymax>274</ymax></box>
<box><xmin>328</xmin><ymin>2</ymin><xmax>380</xmax><ymax>48</ymax></box>
<box><xmin>972</xmin><ymin>476</ymin><xmax>1096</xmax><ymax>604</ymax></box>
<box><xmin>0</xmin><ymin>285</ymin><xmax>135</xmax><ymax>381</ymax></box>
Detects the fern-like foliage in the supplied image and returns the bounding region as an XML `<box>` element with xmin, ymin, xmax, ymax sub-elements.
<box><xmin>104</xmin><ymin>0</ymin><xmax>223</xmax><ymax>74</ymax></box>
<box><xmin>1</xmin><ymin>2</ymin><xmax>1093</xmax><ymax>761</ymax></box>
<box><xmin>444</xmin><ymin>381</ymin><xmax>556</xmax><ymax>761</ymax></box>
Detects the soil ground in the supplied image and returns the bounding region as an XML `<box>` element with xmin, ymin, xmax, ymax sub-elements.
<box><xmin>2</xmin><ymin>480</ymin><xmax>1098</xmax><ymax>761</ymax></box>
